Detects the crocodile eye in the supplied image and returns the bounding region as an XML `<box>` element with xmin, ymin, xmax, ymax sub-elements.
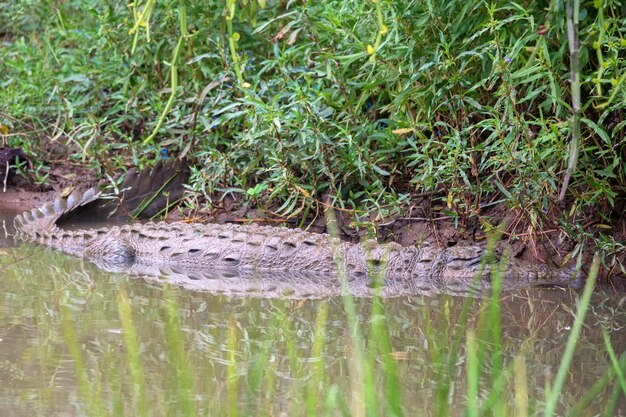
<box><xmin>188</xmin><ymin>248</ymin><xmax>202</xmax><ymax>256</ymax></box>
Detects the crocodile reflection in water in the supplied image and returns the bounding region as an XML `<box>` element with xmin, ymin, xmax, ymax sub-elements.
<box><xmin>13</xmin><ymin>160</ymin><xmax>581</xmax><ymax>298</ymax></box>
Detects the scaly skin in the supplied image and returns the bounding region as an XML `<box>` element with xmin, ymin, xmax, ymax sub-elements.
<box><xmin>13</xmin><ymin>188</ymin><xmax>581</xmax><ymax>298</ymax></box>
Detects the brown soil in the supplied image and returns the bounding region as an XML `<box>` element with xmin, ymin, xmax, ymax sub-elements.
<box><xmin>0</xmin><ymin>161</ymin><xmax>98</xmax><ymax>211</ymax></box>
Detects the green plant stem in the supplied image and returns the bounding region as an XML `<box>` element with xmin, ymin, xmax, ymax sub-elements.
<box><xmin>594</xmin><ymin>2</ymin><xmax>605</xmax><ymax>96</ymax></box>
<box><xmin>130</xmin><ymin>0</ymin><xmax>156</xmax><ymax>55</ymax></box>
<box><xmin>559</xmin><ymin>0</ymin><xmax>581</xmax><ymax>201</ymax></box>
<box><xmin>226</xmin><ymin>0</ymin><xmax>244</xmax><ymax>86</ymax></box>
<box><xmin>179</xmin><ymin>0</ymin><xmax>188</xmax><ymax>38</ymax></box>
<box><xmin>163</xmin><ymin>287</ymin><xmax>196</xmax><ymax>417</ymax></box>
<box><xmin>543</xmin><ymin>256</ymin><xmax>597</xmax><ymax>417</ymax></box>
<box><xmin>371</xmin><ymin>295</ymin><xmax>403</xmax><ymax>417</ymax></box>
<box><xmin>566</xmin><ymin>353</ymin><xmax>626</xmax><ymax>417</ymax></box>
<box><xmin>227</xmin><ymin>317</ymin><xmax>240</xmax><ymax>417</ymax></box>
<box><xmin>143</xmin><ymin>35</ymin><xmax>184</xmax><ymax>144</ymax></box>
<box><xmin>602</xmin><ymin>330</ymin><xmax>626</xmax><ymax>398</ymax></box>
<box><xmin>466</xmin><ymin>330</ymin><xmax>479</xmax><ymax>417</ymax></box>
<box><xmin>603</xmin><ymin>354</ymin><xmax>626</xmax><ymax>417</ymax></box>
<box><xmin>118</xmin><ymin>288</ymin><xmax>148</xmax><ymax>417</ymax></box>
<box><xmin>306</xmin><ymin>300</ymin><xmax>329</xmax><ymax>416</ymax></box>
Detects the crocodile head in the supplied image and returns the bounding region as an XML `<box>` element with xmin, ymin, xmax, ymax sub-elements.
<box><xmin>84</xmin><ymin>236</ymin><xmax>137</xmax><ymax>273</ymax></box>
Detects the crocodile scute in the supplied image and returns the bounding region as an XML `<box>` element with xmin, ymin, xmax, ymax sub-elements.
<box><xmin>12</xmin><ymin>162</ymin><xmax>582</xmax><ymax>298</ymax></box>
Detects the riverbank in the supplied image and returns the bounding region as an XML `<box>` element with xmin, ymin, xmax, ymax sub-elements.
<box><xmin>1</xmin><ymin>0</ymin><xmax>624</xmax><ymax>285</ymax></box>
<box><xmin>2</xmin><ymin>148</ymin><xmax>624</xmax><ymax>290</ymax></box>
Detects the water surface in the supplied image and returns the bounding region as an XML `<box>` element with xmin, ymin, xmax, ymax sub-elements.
<box><xmin>0</xmin><ymin>214</ymin><xmax>624</xmax><ymax>416</ymax></box>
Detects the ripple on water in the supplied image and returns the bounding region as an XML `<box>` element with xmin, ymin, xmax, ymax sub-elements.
<box><xmin>1</xmin><ymin>221</ymin><xmax>625</xmax><ymax>416</ymax></box>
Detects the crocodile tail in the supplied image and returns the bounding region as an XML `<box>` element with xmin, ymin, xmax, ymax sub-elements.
<box><xmin>13</xmin><ymin>187</ymin><xmax>101</xmax><ymax>239</ymax></box>
<box><xmin>13</xmin><ymin>158</ymin><xmax>190</xmax><ymax>238</ymax></box>
<box><xmin>56</xmin><ymin>157</ymin><xmax>190</xmax><ymax>223</ymax></box>
<box><xmin>113</xmin><ymin>157</ymin><xmax>190</xmax><ymax>219</ymax></box>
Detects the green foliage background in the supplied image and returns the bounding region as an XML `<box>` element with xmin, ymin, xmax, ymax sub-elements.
<box><xmin>1</xmin><ymin>0</ymin><xmax>625</xmax><ymax>265</ymax></box>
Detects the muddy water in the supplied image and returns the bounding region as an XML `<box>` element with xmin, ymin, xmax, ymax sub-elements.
<box><xmin>0</xmin><ymin>213</ymin><xmax>624</xmax><ymax>416</ymax></box>
<box><xmin>0</xmin><ymin>208</ymin><xmax>18</xmax><ymax>248</ymax></box>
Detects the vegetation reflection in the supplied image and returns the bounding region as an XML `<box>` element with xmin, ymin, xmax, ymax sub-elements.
<box><xmin>1</xmin><ymin>247</ymin><xmax>624</xmax><ymax>416</ymax></box>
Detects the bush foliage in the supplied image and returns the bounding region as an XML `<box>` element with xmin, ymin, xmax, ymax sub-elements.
<box><xmin>1</xmin><ymin>0</ymin><xmax>625</xmax><ymax>265</ymax></box>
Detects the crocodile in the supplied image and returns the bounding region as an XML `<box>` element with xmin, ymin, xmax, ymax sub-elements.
<box><xmin>12</xmin><ymin>160</ymin><xmax>582</xmax><ymax>298</ymax></box>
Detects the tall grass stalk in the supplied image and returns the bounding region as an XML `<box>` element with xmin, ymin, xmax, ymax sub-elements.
<box><xmin>246</xmin><ymin>313</ymin><xmax>279</xmax><ymax>415</ymax></box>
<box><xmin>602</xmin><ymin>330</ymin><xmax>626</xmax><ymax>398</ymax></box>
<box><xmin>436</xmin><ymin>294</ymin><xmax>474</xmax><ymax>417</ymax></box>
<box><xmin>565</xmin><ymin>352</ymin><xmax>626</xmax><ymax>417</ymax></box>
<box><xmin>325</xmin><ymin>207</ymin><xmax>377</xmax><ymax>417</ymax></box>
<box><xmin>306</xmin><ymin>300</ymin><xmax>329</xmax><ymax>416</ymax></box>
<box><xmin>513</xmin><ymin>353</ymin><xmax>529</xmax><ymax>417</ymax></box>
<box><xmin>163</xmin><ymin>286</ymin><xmax>196</xmax><ymax>417</ymax></box>
<box><xmin>602</xmin><ymin>353</ymin><xmax>626</xmax><ymax>417</ymax></box>
<box><xmin>60</xmin><ymin>305</ymin><xmax>109</xmax><ymax>417</ymax></box>
<box><xmin>543</xmin><ymin>256</ymin><xmax>598</xmax><ymax>417</ymax></box>
<box><xmin>226</xmin><ymin>317</ymin><xmax>240</xmax><ymax>417</ymax></box>
<box><xmin>225</xmin><ymin>0</ymin><xmax>244</xmax><ymax>86</ymax></box>
<box><xmin>559</xmin><ymin>0</ymin><xmax>581</xmax><ymax>201</ymax></box>
<box><xmin>143</xmin><ymin>35</ymin><xmax>184</xmax><ymax>145</ymax></box>
<box><xmin>370</xmin><ymin>295</ymin><xmax>403</xmax><ymax>417</ymax></box>
<box><xmin>117</xmin><ymin>287</ymin><xmax>148</xmax><ymax>417</ymax></box>
<box><xmin>259</xmin><ymin>320</ymin><xmax>278</xmax><ymax>412</ymax></box>
<box><xmin>486</xmin><ymin>252</ymin><xmax>504</xmax><ymax>375</ymax></box>
<box><xmin>465</xmin><ymin>329</ymin><xmax>479</xmax><ymax>417</ymax></box>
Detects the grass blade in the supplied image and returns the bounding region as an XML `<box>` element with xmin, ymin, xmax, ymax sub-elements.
<box><xmin>544</xmin><ymin>256</ymin><xmax>597</xmax><ymax>417</ymax></box>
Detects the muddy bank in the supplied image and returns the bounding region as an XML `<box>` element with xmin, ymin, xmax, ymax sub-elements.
<box><xmin>1</xmin><ymin>166</ymin><xmax>96</xmax><ymax>208</ymax></box>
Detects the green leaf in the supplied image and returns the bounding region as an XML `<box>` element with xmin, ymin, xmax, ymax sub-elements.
<box><xmin>581</xmin><ymin>117</ymin><xmax>610</xmax><ymax>144</ymax></box>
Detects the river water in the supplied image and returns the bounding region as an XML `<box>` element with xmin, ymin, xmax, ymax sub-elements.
<box><xmin>0</xmin><ymin>208</ymin><xmax>624</xmax><ymax>416</ymax></box>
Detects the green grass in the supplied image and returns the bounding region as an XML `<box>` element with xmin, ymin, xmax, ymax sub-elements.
<box><xmin>543</xmin><ymin>255</ymin><xmax>598</xmax><ymax>416</ymax></box>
